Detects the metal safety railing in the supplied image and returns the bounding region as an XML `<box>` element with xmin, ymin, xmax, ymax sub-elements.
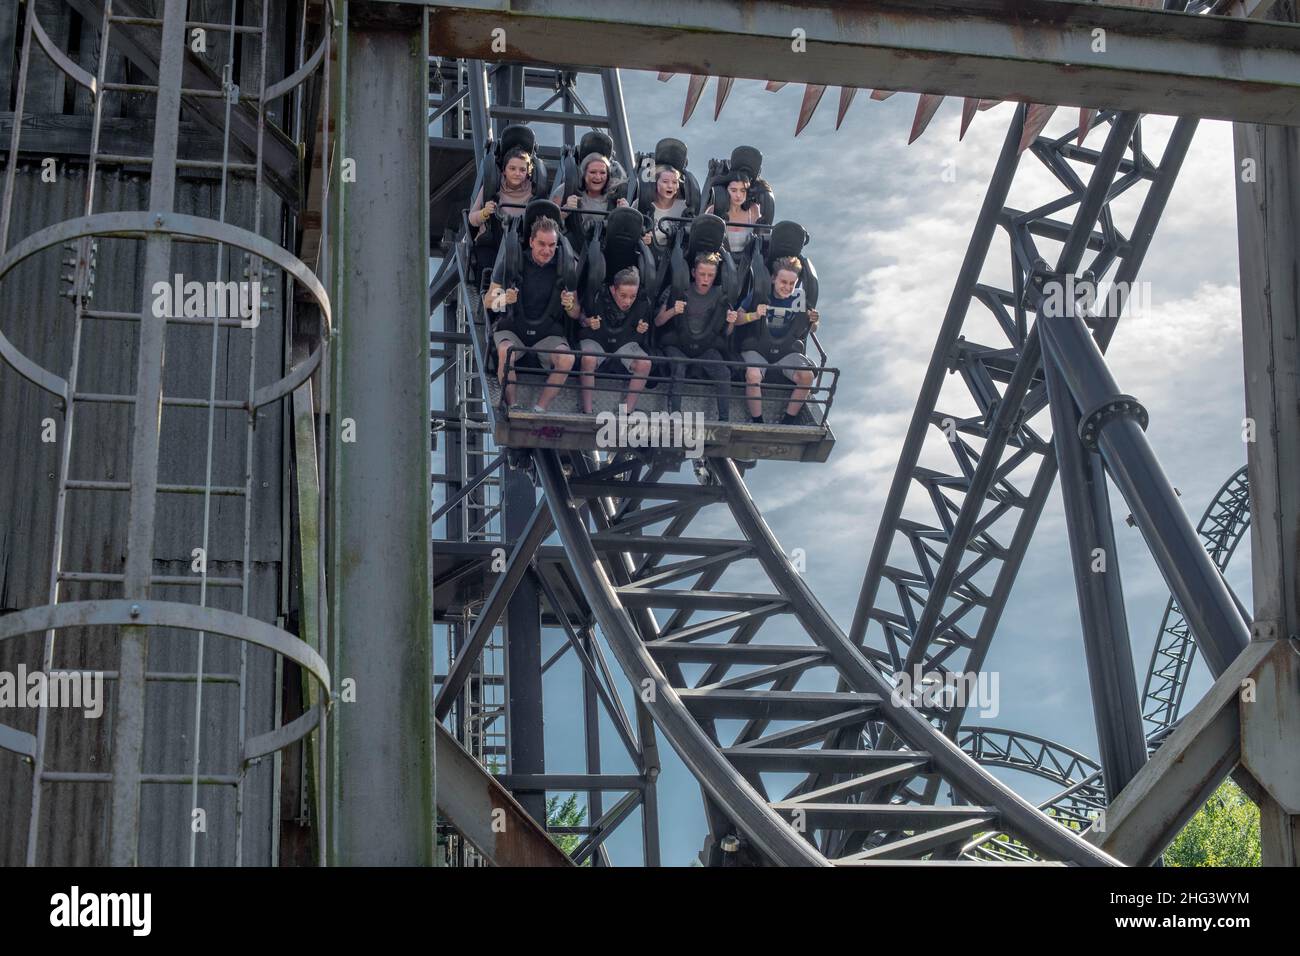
<box><xmin>499</xmin><ymin>342</ymin><xmax>839</xmax><ymax>425</ymax></box>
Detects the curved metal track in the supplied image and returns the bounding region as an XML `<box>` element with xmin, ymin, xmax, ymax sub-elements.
<box><xmin>955</xmin><ymin>465</ymin><xmax>1252</xmax><ymax>860</ymax></box>
<box><xmin>1140</xmin><ymin>465</ymin><xmax>1251</xmax><ymax>736</ymax></box>
<box><xmin>847</xmin><ymin>108</ymin><xmax>1199</xmax><ymax>741</ymax></box>
<box><xmin>449</xmin><ymin>63</ymin><xmax>1202</xmax><ymax>867</ymax></box>
<box><xmin>536</xmin><ymin>450</ymin><xmax>1117</xmax><ymax>865</ymax></box>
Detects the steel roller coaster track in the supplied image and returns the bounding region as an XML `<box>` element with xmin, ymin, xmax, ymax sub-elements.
<box><xmin>442</xmin><ymin>48</ymin><xmax>1251</xmax><ymax>862</ymax></box>
<box><xmin>533</xmin><ymin>449</ymin><xmax>1116</xmax><ymax>865</ymax></box>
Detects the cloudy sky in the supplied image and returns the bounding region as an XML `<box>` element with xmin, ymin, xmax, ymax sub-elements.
<box><xmin>452</xmin><ymin>68</ymin><xmax>1255</xmax><ymax>865</ymax></box>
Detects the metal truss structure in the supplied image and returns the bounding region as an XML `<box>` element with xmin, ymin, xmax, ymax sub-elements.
<box><xmin>2</xmin><ymin>0</ymin><xmax>1297</xmax><ymax>868</ymax></box>
<box><xmin>1140</xmin><ymin>465</ymin><xmax>1252</xmax><ymax>737</ymax></box>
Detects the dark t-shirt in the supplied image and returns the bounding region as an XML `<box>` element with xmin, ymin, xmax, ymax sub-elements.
<box><xmin>660</xmin><ymin>285</ymin><xmax>726</xmax><ymax>355</ymax></box>
<box><xmin>582</xmin><ymin>288</ymin><xmax>650</xmax><ymax>352</ymax></box>
<box><xmin>497</xmin><ymin>255</ymin><xmax>565</xmax><ymax>344</ymax></box>
<box><xmin>520</xmin><ymin>255</ymin><xmax>558</xmax><ymax>322</ymax></box>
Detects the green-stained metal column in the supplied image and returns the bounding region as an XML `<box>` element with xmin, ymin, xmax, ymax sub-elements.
<box><xmin>329</xmin><ymin>1</ymin><xmax>435</xmax><ymax>865</ymax></box>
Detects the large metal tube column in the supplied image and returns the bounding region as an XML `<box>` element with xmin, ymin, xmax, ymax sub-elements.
<box><xmin>330</xmin><ymin>3</ymin><xmax>435</xmax><ymax>865</ymax></box>
<box><xmin>1042</xmin><ymin>358</ymin><xmax>1148</xmax><ymax>799</ymax></box>
<box><xmin>1036</xmin><ymin>272</ymin><xmax>1251</xmax><ymax>677</ymax></box>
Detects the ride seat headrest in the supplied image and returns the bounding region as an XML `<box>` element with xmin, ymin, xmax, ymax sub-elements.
<box><xmin>524</xmin><ymin>198</ymin><xmax>563</xmax><ymax>238</ymax></box>
<box><xmin>768</xmin><ymin>220</ymin><xmax>810</xmax><ymax>261</ymax></box>
<box><xmin>499</xmin><ymin>124</ymin><xmax>536</xmax><ymax>161</ymax></box>
<box><xmin>655</xmin><ymin>137</ymin><xmax>689</xmax><ymax>174</ymax></box>
<box><xmin>687</xmin><ymin>213</ymin><xmax>727</xmax><ymax>260</ymax></box>
<box><xmin>579</xmin><ymin>130</ymin><xmax>615</xmax><ymax>164</ymax></box>
<box><xmin>604</xmin><ymin>206</ymin><xmax>646</xmax><ymax>247</ymax></box>
<box><xmin>729</xmin><ymin>145</ymin><xmax>763</xmax><ymax>181</ymax></box>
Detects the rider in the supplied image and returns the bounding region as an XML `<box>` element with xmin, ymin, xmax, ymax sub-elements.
<box><xmin>705</xmin><ymin>172</ymin><xmax>762</xmax><ymax>255</ymax></box>
<box><xmin>560</xmin><ymin>151</ymin><xmax>628</xmax><ymax>243</ymax></box>
<box><xmin>468</xmin><ymin>147</ymin><xmax>536</xmax><ymax>285</ymax></box>
<box><xmin>469</xmin><ymin>147</ymin><xmax>534</xmax><ymax>236</ymax></box>
<box><xmin>654</xmin><ymin>251</ymin><xmax>738</xmax><ymax>421</ymax></box>
<box><xmin>486</xmin><ymin>216</ymin><xmax>580</xmax><ymax>413</ymax></box>
<box><xmin>641</xmin><ymin>165</ymin><xmax>688</xmax><ymax>254</ymax></box>
<box><xmin>577</xmin><ymin>266</ymin><xmax>654</xmax><ymax>415</ymax></box>
<box><xmin>735</xmin><ymin>256</ymin><xmax>821</xmax><ymax>425</ymax></box>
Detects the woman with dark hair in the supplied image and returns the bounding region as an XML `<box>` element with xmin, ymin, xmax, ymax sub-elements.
<box><xmin>705</xmin><ymin>173</ymin><xmax>763</xmax><ymax>255</ymax></box>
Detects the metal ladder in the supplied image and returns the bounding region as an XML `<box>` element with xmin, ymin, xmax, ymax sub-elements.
<box><xmin>0</xmin><ymin>0</ymin><xmax>332</xmax><ymax>866</ymax></box>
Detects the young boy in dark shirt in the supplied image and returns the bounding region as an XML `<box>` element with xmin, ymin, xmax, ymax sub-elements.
<box><xmin>577</xmin><ymin>266</ymin><xmax>653</xmax><ymax>415</ymax></box>
<box><xmin>653</xmin><ymin>252</ymin><xmax>739</xmax><ymax>421</ymax></box>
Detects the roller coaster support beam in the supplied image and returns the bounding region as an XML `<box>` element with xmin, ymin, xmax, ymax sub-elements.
<box><xmin>466</xmin><ymin>59</ymin><xmax>491</xmax><ymax>159</ymax></box>
<box><xmin>1043</xmin><ymin>358</ymin><xmax>1148</xmax><ymax>801</ymax></box>
<box><xmin>330</xmin><ymin>4</ymin><xmax>436</xmax><ymax>865</ymax></box>
<box><xmin>504</xmin><ymin>471</ymin><xmax>549</xmax><ymax>826</ymax></box>
<box><xmin>399</xmin><ymin>0</ymin><xmax>1300</xmax><ymax>126</ymax></box>
<box><xmin>1234</xmin><ymin>47</ymin><xmax>1300</xmax><ymax>864</ymax></box>
<box><xmin>847</xmin><ymin>101</ymin><xmax>1030</xmax><ymax>655</ymax></box>
<box><xmin>1035</xmin><ymin>271</ymin><xmax>1251</xmax><ymax>677</ymax></box>
<box><xmin>599</xmin><ymin>69</ymin><xmax>636</xmax><ymax>177</ymax></box>
<box><xmin>435</xmin><ymin>724</ymin><xmax>573</xmax><ymax>866</ymax></box>
<box><xmin>434</xmin><ymin>501</ymin><xmax>553</xmax><ymax>721</ymax></box>
<box><xmin>712</xmin><ymin>460</ymin><xmax>1118</xmax><ymax>866</ymax></box>
<box><xmin>1085</xmin><ymin>639</ymin><xmax>1275</xmax><ymax>864</ymax></box>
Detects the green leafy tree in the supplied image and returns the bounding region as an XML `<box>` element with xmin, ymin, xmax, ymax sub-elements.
<box><xmin>546</xmin><ymin>793</ymin><xmax>589</xmax><ymax>863</ymax></box>
<box><xmin>1164</xmin><ymin>778</ymin><xmax>1260</xmax><ymax>867</ymax></box>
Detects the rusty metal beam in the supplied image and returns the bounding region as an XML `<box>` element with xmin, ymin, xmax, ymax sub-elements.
<box><xmin>436</xmin><ymin>725</ymin><xmax>573</xmax><ymax>866</ymax></box>
<box><xmin>386</xmin><ymin>0</ymin><xmax>1300</xmax><ymax>126</ymax></box>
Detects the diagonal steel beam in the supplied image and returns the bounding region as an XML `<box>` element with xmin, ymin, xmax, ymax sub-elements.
<box><xmin>435</xmin><ymin>501</ymin><xmax>553</xmax><ymax>719</ymax></box>
<box><xmin>896</xmin><ymin>112</ymin><xmax>1140</xmax><ymax>678</ymax></box>
<box><xmin>435</xmin><ymin>724</ymin><xmax>573</xmax><ymax>866</ymax></box>
<box><xmin>528</xmin><ymin>566</ymin><xmax>642</xmax><ymax>765</ymax></box>
<box><xmin>1085</xmin><ymin>640</ymin><xmax>1275</xmax><ymax>865</ymax></box>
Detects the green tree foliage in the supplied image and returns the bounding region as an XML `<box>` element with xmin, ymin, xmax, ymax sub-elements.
<box><xmin>1164</xmin><ymin>778</ymin><xmax>1260</xmax><ymax>867</ymax></box>
<box><xmin>546</xmin><ymin>793</ymin><xmax>588</xmax><ymax>862</ymax></box>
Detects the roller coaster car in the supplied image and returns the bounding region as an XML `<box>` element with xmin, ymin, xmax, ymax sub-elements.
<box><xmin>479</xmin><ymin>208</ymin><xmax>836</xmax><ymax>464</ymax></box>
<box><xmin>703</xmin><ymin>145</ymin><xmax>776</xmax><ymax>225</ymax></box>
<box><xmin>630</xmin><ymin>137</ymin><xmax>703</xmax><ymax>217</ymax></box>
